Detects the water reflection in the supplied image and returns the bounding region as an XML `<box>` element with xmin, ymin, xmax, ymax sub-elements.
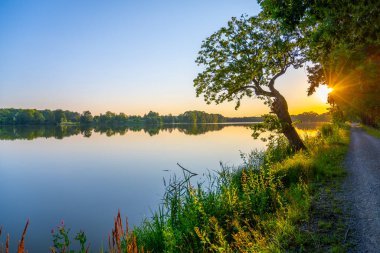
<box><xmin>295</xmin><ymin>122</ymin><xmax>327</xmax><ymax>137</ymax></box>
<box><xmin>0</xmin><ymin>124</ymin><xmax>254</xmax><ymax>140</ymax></box>
<box><xmin>0</xmin><ymin>124</ymin><xmax>263</xmax><ymax>251</ymax></box>
<box><xmin>0</xmin><ymin>122</ymin><xmax>326</xmax><ymax>251</ymax></box>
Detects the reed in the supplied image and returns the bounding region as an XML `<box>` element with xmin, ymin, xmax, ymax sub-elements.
<box><xmin>17</xmin><ymin>220</ymin><xmax>29</xmax><ymax>253</ymax></box>
<box><xmin>0</xmin><ymin>220</ymin><xmax>29</xmax><ymax>253</ymax></box>
<box><xmin>6</xmin><ymin>234</ymin><xmax>9</xmax><ymax>253</ymax></box>
<box><xmin>108</xmin><ymin>210</ymin><xmax>146</xmax><ymax>253</ymax></box>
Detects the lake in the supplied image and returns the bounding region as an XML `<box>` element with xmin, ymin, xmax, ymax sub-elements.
<box><xmin>0</xmin><ymin>123</ymin><xmax>322</xmax><ymax>251</ymax></box>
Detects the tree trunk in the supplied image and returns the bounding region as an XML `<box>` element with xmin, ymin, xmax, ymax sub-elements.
<box><xmin>271</xmin><ymin>93</ymin><xmax>306</xmax><ymax>151</ymax></box>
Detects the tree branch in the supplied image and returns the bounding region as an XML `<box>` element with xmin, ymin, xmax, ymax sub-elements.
<box><xmin>223</xmin><ymin>81</ymin><xmax>275</xmax><ymax>98</ymax></box>
<box><xmin>252</xmin><ymin>79</ymin><xmax>276</xmax><ymax>97</ymax></box>
<box><xmin>268</xmin><ymin>67</ymin><xmax>288</xmax><ymax>93</ymax></box>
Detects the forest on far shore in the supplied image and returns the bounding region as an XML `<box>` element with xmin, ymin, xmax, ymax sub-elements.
<box><xmin>0</xmin><ymin>108</ymin><xmax>330</xmax><ymax>126</ymax></box>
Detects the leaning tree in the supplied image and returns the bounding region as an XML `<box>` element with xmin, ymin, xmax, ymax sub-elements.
<box><xmin>194</xmin><ymin>14</ymin><xmax>306</xmax><ymax>151</ymax></box>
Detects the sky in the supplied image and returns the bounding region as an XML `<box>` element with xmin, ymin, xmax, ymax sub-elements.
<box><xmin>0</xmin><ymin>0</ymin><xmax>330</xmax><ymax>117</ymax></box>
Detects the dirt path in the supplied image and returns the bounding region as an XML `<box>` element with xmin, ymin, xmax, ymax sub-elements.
<box><xmin>343</xmin><ymin>126</ymin><xmax>380</xmax><ymax>252</ymax></box>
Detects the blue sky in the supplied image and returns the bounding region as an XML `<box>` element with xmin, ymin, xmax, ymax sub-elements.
<box><xmin>0</xmin><ymin>0</ymin><xmax>328</xmax><ymax>116</ymax></box>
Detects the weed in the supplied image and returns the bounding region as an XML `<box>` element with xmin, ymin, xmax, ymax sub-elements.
<box><xmin>50</xmin><ymin>220</ymin><xmax>89</xmax><ymax>253</ymax></box>
<box><xmin>108</xmin><ymin>210</ymin><xmax>145</xmax><ymax>253</ymax></box>
<box><xmin>133</xmin><ymin>123</ymin><xmax>349</xmax><ymax>252</ymax></box>
<box><xmin>363</xmin><ymin>125</ymin><xmax>380</xmax><ymax>138</ymax></box>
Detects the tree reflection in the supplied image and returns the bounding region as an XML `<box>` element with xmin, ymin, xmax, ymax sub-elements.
<box><xmin>0</xmin><ymin>124</ymin><xmax>253</xmax><ymax>140</ymax></box>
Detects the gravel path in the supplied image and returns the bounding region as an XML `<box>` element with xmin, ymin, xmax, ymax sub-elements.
<box><xmin>343</xmin><ymin>126</ymin><xmax>380</xmax><ymax>252</ymax></box>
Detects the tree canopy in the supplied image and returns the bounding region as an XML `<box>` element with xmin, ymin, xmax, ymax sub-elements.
<box><xmin>194</xmin><ymin>14</ymin><xmax>305</xmax><ymax>107</ymax></box>
<box><xmin>259</xmin><ymin>0</ymin><xmax>380</xmax><ymax>127</ymax></box>
<box><xmin>194</xmin><ymin>14</ymin><xmax>306</xmax><ymax>150</ymax></box>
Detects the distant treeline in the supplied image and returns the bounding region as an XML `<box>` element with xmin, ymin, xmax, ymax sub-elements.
<box><xmin>0</xmin><ymin>109</ymin><xmax>227</xmax><ymax>125</ymax></box>
<box><xmin>225</xmin><ymin>116</ymin><xmax>263</xmax><ymax>122</ymax></box>
<box><xmin>0</xmin><ymin>108</ymin><xmax>329</xmax><ymax>126</ymax></box>
<box><xmin>0</xmin><ymin>124</ymin><xmax>237</xmax><ymax>140</ymax></box>
<box><xmin>291</xmin><ymin>112</ymin><xmax>331</xmax><ymax>122</ymax></box>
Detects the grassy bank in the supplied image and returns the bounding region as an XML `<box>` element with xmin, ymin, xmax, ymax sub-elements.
<box><xmin>131</xmin><ymin>123</ymin><xmax>350</xmax><ymax>252</ymax></box>
<box><xmin>362</xmin><ymin>125</ymin><xmax>380</xmax><ymax>138</ymax></box>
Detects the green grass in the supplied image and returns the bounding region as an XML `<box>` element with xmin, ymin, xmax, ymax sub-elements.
<box><xmin>131</xmin><ymin>123</ymin><xmax>350</xmax><ymax>252</ymax></box>
<box><xmin>298</xmin><ymin>124</ymin><xmax>350</xmax><ymax>253</ymax></box>
<box><xmin>363</xmin><ymin>125</ymin><xmax>380</xmax><ymax>138</ymax></box>
<box><xmin>318</xmin><ymin>220</ymin><xmax>333</xmax><ymax>230</ymax></box>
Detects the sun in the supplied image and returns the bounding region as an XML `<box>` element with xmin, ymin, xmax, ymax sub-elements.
<box><xmin>315</xmin><ymin>85</ymin><xmax>333</xmax><ymax>103</ymax></box>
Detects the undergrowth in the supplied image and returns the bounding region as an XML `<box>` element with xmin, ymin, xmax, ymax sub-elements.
<box><xmin>362</xmin><ymin>125</ymin><xmax>380</xmax><ymax>138</ymax></box>
<box><xmin>132</xmin><ymin>123</ymin><xmax>350</xmax><ymax>252</ymax></box>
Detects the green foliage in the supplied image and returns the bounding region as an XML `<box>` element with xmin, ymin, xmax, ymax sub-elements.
<box><xmin>320</xmin><ymin>124</ymin><xmax>334</xmax><ymax>138</ymax></box>
<box><xmin>251</xmin><ymin>114</ymin><xmax>283</xmax><ymax>140</ymax></box>
<box><xmin>363</xmin><ymin>125</ymin><xmax>380</xmax><ymax>138</ymax></box>
<box><xmin>194</xmin><ymin>13</ymin><xmax>307</xmax><ymax>150</ymax></box>
<box><xmin>250</xmin><ymin>114</ymin><xmax>311</xmax><ymax>154</ymax></box>
<box><xmin>3</xmin><ymin>123</ymin><xmax>347</xmax><ymax>252</ymax></box>
<box><xmin>144</xmin><ymin>111</ymin><xmax>163</xmax><ymax>125</ymax></box>
<box><xmin>0</xmin><ymin>108</ymin><xmax>80</xmax><ymax>125</ymax></box>
<box><xmin>308</xmin><ymin>124</ymin><xmax>349</xmax><ymax>181</ymax></box>
<box><xmin>132</xmin><ymin>124</ymin><xmax>348</xmax><ymax>252</ymax></box>
<box><xmin>74</xmin><ymin>231</ymin><xmax>87</xmax><ymax>253</ymax></box>
<box><xmin>259</xmin><ymin>0</ymin><xmax>380</xmax><ymax>127</ymax></box>
<box><xmin>263</xmin><ymin>135</ymin><xmax>294</xmax><ymax>164</ymax></box>
<box><xmin>0</xmin><ymin>108</ymin><xmax>229</xmax><ymax>126</ymax></box>
<box><xmin>291</xmin><ymin>111</ymin><xmax>331</xmax><ymax>122</ymax></box>
<box><xmin>136</xmin><ymin>159</ymin><xmax>293</xmax><ymax>252</ymax></box>
<box><xmin>54</xmin><ymin>110</ymin><xmax>67</xmax><ymax>124</ymax></box>
<box><xmin>194</xmin><ymin>14</ymin><xmax>305</xmax><ymax>109</ymax></box>
<box><xmin>178</xmin><ymin>111</ymin><xmax>226</xmax><ymax>124</ymax></box>
<box><xmin>315</xmin><ymin>45</ymin><xmax>380</xmax><ymax>127</ymax></box>
<box><xmin>134</xmin><ymin>208</ymin><xmax>166</xmax><ymax>252</ymax></box>
<box><xmin>51</xmin><ymin>221</ymin><xmax>88</xmax><ymax>253</ymax></box>
<box><xmin>80</xmin><ymin>111</ymin><xmax>93</xmax><ymax>124</ymax></box>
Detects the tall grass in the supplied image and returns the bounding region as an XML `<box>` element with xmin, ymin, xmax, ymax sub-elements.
<box><xmin>132</xmin><ymin>123</ymin><xmax>349</xmax><ymax>252</ymax></box>
<box><xmin>108</xmin><ymin>210</ymin><xmax>145</xmax><ymax>253</ymax></box>
<box><xmin>363</xmin><ymin>125</ymin><xmax>380</xmax><ymax>138</ymax></box>
<box><xmin>49</xmin><ymin>212</ymin><xmax>145</xmax><ymax>253</ymax></box>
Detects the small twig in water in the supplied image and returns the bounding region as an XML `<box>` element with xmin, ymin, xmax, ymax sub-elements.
<box><xmin>176</xmin><ymin>163</ymin><xmax>198</xmax><ymax>176</ymax></box>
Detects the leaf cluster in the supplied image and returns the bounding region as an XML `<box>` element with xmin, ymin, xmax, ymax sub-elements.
<box><xmin>194</xmin><ymin>14</ymin><xmax>306</xmax><ymax>109</ymax></box>
<box><xmin>259</xmin><ymin>0</ymin><xmax>380</xmax><ymax>126</ymax></box>
<box><xmin>51</xmin><ymin>221</ymin><xmax>88</xmax><ymax>253</ymax></box>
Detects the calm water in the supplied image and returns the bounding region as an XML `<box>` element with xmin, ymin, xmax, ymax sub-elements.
<box><xmin>0</xmin><ymin>123</ymin><xmax>321</xmax><ymax>251</ymax></box>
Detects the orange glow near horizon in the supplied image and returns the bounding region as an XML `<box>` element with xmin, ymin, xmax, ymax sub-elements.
<box><xmin>1</xmin><ymin>66</ymin><xmax>331</xmax><ymax>117</ymax></box>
